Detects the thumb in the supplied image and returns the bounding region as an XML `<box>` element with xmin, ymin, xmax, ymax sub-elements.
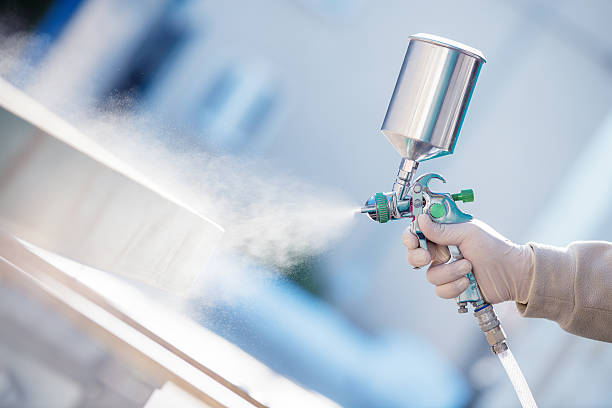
<box><xmin>417</xmin><ymin>213</ymin><xmax>470</xmax><ymax>246</ymax></box>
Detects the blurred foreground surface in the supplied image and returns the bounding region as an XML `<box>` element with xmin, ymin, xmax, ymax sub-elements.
<box><xmin>0</xmin><ymin>231</ymin><xmax>339</xmax><ymax>408</ymax></box>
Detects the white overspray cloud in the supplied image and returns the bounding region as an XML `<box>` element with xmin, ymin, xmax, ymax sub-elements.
<box><xmin>73</xmin><ymin>109</ymin><xmax>357</xmax><ymax>268</ymax></box>
<box><xmin>1</xmin><ymin>30</ymin><xmax>357</xmax><ymax>273</ymax></box>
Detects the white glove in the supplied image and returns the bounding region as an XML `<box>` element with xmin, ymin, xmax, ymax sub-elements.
<box><xmin>402</xmin><ymin>214</ymin><xmax>534</xmax><ymax>304</ymax></box>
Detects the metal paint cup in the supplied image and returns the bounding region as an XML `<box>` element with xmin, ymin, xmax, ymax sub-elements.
<box><xmin>382</xmin><ymin>33</ymin><xmax>486</xmax><ymax>162</ymax></box>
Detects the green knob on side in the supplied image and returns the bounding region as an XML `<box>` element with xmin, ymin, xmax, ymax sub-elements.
<box><xmin>429</xmin><ymin>203</ymin><xmax>446</xmax><ymax>219</ymax></box>
<box><xmin>374</xmin><ymin>192</ymin><xmax>389</xmax><ymax>223</ymax></box>
<box><xmin>452</xmin><ymin>189</ymin><xmax>474</xmax><ymax>203</ymax></box>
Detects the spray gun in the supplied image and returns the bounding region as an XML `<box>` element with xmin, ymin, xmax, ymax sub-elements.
<box><xmin>361</xmin><ymin>34</ymin><xmax>507</xmax><ymax>355</ymax></box>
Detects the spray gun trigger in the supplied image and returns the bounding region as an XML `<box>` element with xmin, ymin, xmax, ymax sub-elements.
<box><xmin>410</xmin><ymin>214</ymin><xmax>428</xmax><ymax>262</ymax></box>
<box><xmin>413</xmin><ymin>173</ymin><xmax>446</xmax><ymax>192</ymax></box>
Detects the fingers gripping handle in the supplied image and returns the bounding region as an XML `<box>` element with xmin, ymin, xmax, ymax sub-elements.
<box><xmin>409</xmin><ymin>218</ymin><xmax>428</xmax><ymax>271</ymax></box>
<box><xmin>411</xmin><ymin>217</ymin><xmax>428</xmax><ymax>250</ymax></box>
<box><xmin>408</xmin><ymin>174</ymin><xmax>484</xmax><ymax>311</ymax></box>
<box><xmin>449</xmin><ymin>245</ymin><xmax>485</xmax><ymax>313</ymax></box>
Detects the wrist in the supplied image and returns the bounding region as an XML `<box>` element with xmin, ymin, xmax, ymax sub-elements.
<box><xmin>515</xmin><ymin>243</ymin><xmax>535</xmax><ymax>304</ymax></box>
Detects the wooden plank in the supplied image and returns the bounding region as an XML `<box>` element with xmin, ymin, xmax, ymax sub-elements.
<box><xmin>0</xmin><ymin>231</ymin><xmax>264</xmax><ymax>408</ymax></box>
<box><xmin>0</xmin><ymin>78</ymin><xmax>224</xmax><ymax>291</ymax></box>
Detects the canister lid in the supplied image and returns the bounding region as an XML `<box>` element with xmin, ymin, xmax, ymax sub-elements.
<box><xmin>409</xmin><ymin>33</ymin><xmax>486</xmax><ymax>63</ymax></box>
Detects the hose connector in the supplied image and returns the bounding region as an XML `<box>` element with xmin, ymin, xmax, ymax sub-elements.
<box><xmin>474</xmin><ymin>304</ymin><xmax>508</xmax><ymax>354</ymax></box>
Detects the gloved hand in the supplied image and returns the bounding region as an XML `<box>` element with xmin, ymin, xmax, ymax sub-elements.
<box><xmin>402</xmin><ymin>214</ymin><xmax>534</xmax><ymax>304</ymax></box>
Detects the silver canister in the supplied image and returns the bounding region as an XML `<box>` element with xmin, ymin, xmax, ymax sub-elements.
<box><xmin>382</xmin><ymin>33</ymin><xmax>486</xmax><ymax>163</ymax></box>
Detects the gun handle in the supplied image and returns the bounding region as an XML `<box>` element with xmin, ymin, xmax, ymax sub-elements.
<box><xmin>448</xmin><ymin>245</ymin><xmax>485</xmax><ymax>313</ymax></box>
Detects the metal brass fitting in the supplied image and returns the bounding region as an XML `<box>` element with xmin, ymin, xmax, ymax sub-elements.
<box><xmin>474</xmin><ymin>305</ymin><xmax>508</xmax><ymax>354</ymax></box>
<box><xmin>392</xmin><ymin>158</ymin><xmax>418</xmax><ymax>200</ymax></box>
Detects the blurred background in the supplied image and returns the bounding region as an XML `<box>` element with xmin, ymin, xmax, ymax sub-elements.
<box><xmin>2</xmin><ymin>0</ymin><xmax>612</xmax><ymax>407</ymax></box>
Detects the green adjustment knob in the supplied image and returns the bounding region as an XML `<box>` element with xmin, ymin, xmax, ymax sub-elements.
<box><xmin>452</xmin><ymin>189</ymin><xmax>474</xmax><ymax>203</ymax></box>
<box><xmin>374</xmin><ymin>192</ymin><xmax>389</xmax><ymax>223</ymax></box>
<box><xmin>429</xmin><ymin>203</ymin><xmax>446</xmax><ymax>219</ymax></box>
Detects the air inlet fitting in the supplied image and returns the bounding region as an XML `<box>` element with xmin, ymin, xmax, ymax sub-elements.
<box><xmin>474</xmin><ymin>305</ymin><xmax>508</xmax><ymax>354</ymax></box>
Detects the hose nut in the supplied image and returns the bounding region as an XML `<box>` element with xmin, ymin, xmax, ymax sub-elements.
<box><xmin>484</xmin><ymin>325</ymin><xmax>507</xmax><ymax>347</ymax></box>
<box><xmin>492</xmin><ymin>341</ymin><xmax>508</xmax><ymax>355</ymax></box>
